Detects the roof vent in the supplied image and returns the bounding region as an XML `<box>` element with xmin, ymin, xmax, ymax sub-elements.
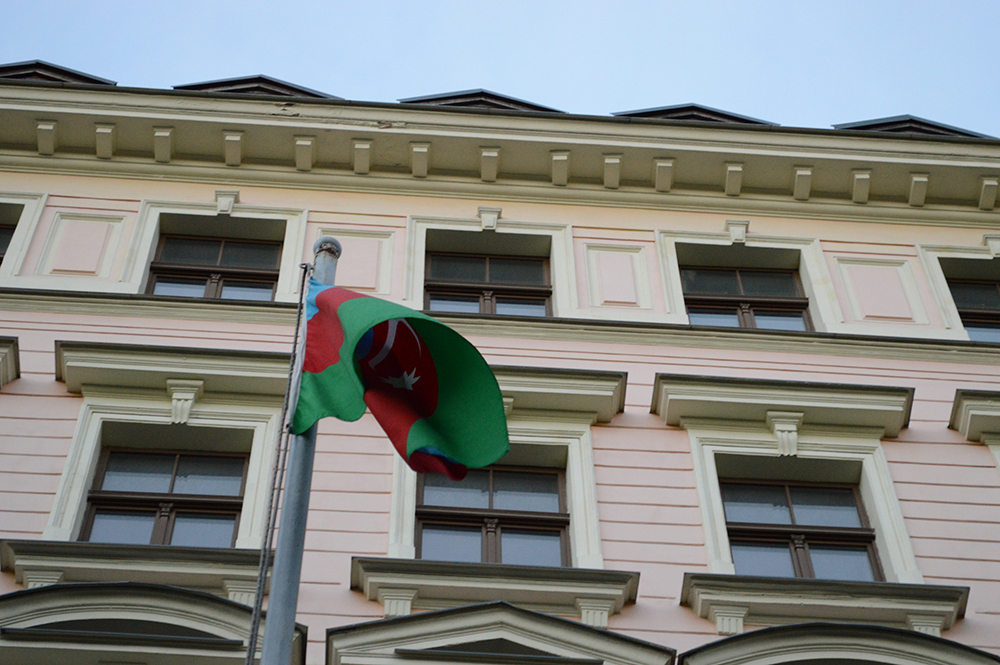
<box><xmin>173</xmin><ymin>75</ymin><xmax>339</xmax><ymax>99</ymax></box>
<box><xmin>0</xmin><ymin>60</ymin><xmax>116</xmax><ymax>86</ymax></box>
<box><xmin>833</xmin><ymin>115</ymin><xmax>990</xmax><ymax>138</ymax></box>
<box><xmin>614</xmin><ymin>103</ymin><xmax>776</xmax><ymax>125</ymax></box>
<box><xmin>399</xmin><ymin>89</ymin><xmax>563</xmax><ymax>113</ymax></box>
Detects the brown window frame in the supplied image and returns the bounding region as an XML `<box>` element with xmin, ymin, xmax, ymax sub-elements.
<box><xmin>146</xmin><ymin>235</ymin><xmax>282</xmax><ymax>301</ymax></box>
<box><xmin>415</xmin><ymin>466</ymin><xmax>570</xmax><ymax>566</ymax></box>
<box><xmin>424</xmin><ymin>253</ymin><xmax>552</xmax><ymax>317</ymax></box>
<box><xmin>946</xmin><ymin>278</ymin><xmax>1000</xmax><ymax>342</ymax></box>
<box><xmin>80</xmin><ymin>448</ymin><xmax>249</xmax><ymax>548</ymax></box>
<box><xmin>680</xmin><ymin>266</ymin><xmax>813</xmax><ymax>331</ymax></box>
<box><xmin>721</xmin><ymin>479</ymin><xmax>884</xmax><ymax>581</ymax></box>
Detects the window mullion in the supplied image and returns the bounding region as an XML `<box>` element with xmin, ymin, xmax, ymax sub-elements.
<box><xmin>484</xmin><ymin>518</ymin><xmax>498</xmax><ymax>563</ymax></box>
<box><xmin>151</xmin><ymin>502</ymin><xmax>173</xmax><ymax>545</ymax></box>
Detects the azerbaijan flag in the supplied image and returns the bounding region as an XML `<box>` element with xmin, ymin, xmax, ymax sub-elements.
<box><xmin>290</xmin><ymin>278</ymin><xmax>509</xmax><ymax>480</ymax></box>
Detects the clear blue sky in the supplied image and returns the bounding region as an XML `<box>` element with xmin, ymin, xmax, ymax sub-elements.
<box><xmin>3</xmin><ymin>0</ymin><xmax>998</xmax><ymax>136</ymax></box>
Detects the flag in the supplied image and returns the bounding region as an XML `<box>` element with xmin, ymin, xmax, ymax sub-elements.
<box><xmin>290</xmin><ymin>278</ymin><xmax>509</xmax><ymax>480</ymax></box>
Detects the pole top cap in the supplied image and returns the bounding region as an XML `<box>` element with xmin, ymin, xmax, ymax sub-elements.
<box><xmin>313</xmin><ymin>236</ymin><xmax>342</xmax><ymax>258</ymax></box>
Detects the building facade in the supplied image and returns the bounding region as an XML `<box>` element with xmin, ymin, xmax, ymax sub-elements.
<box><xmin>1</xmin><ymin>61</ymin><xmax>1000</xmax><ymax>665</ymax></box>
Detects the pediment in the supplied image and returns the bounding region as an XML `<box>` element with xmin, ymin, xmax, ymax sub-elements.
<box><xmin>328</xmin><ymin>602</ymin><xmax>674</xmax><ymax>665</ymax></box>
<box><xmin>0</xmin><ymin>581</ymin><xmax>305</xmax><ymax>663</ymax></box>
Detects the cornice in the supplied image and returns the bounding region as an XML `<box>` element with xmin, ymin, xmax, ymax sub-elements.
<box><xmin>55</xmin><ymin>340</ymin><xmax>292</xmax><ymax>396</ymax></box>
<box><xmin>681</xmin><ymin>573</ymin><xmax>968</xmax><ymax>636</ymax></box>
<box><xmin>1</xmin><ymin>84</ymin><xmax>999</xmax><ymax>224</ymax></box>
<box><xmin>3</xmin><ymin>290</ymin><xmax>999</xmax><ymax>367</ymax></box>
<box><xmin>651</xmin><ymin>374</ymin><xmax>914</xmax><ymax>437</ymax></box>
<box><xmin>492</xmin><ymin>366</ymin><xmax>627</xmax><ymax>423</ymax></box>
<box><xmin>2</xmin><ymin>152</ymin><xmax>999</xmax><ymax>230</ymax></box>
<box><xmin>950</xmin><ymin>390</ymin><xmax>1000</xmax><ymax>442</ymax></box>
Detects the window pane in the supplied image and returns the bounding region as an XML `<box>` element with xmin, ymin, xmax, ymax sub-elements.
<box><xmin>220</xmin><ymin>241</ymin><xmax>281</xmax><ymax>269</ymax></box>
<box><xmin>731</xmin><ymin>542</ymin><xmax>795</xmax><ymax>577</ymax></box>
<box><xmin>966</xmin><ymin>324</ymin><xmax>1000</xmax><ymax>343</ymax></box>
<box><xmin>429</xmin><ymin>256</ymin><xmax>487</xmax><ymax>283</ymax></box>
<box><xmin>789</xmin><ymin>487</ymin><xmax>862</xmax><ymax>527</ymax></box>
<box><xmin>428</xmin><ymin>295</ymin><xmax>481</xmax><ymax>314</ymax></box>
<box><xmin>152</xmin><ymin>278</ymin><xmax>208</xmax><ymax>298</ymax></box>
<box><xmin>490</xmin><ymin>258</ymin><xmax>546</xmax><ymax>285</ymax></box>
<box><xmin>422</xmin><ymin>470</ymin><xmax>489</xmax><ymax>508</ymax></box>
<box><xmin>421</xmin><ymin>526</ymin><xmax>482</xmax><ymax>562</ymax></box>
<box><xmin>753</xmin><ymin>310</ymin><xmax>807</xmax><ymax>331</ymax></box>
<box><xmin>949</xmin><ymin>282</ymin><xmax>1000</xmax><ymax>310</ymax></box>
<box><xmin>688</xmin><ymin>308</ymin><xmax>741</xmax><ymax>327</ymax></box>
<box><xmin>721</xmin><ymin>484</ymin><xmax>792</xmax><ymax>524</ymax></box>
<box><xmin>89</xmin><ymin>511</ymin><xmax>156</xmax><ymax>545</ymax></box>
<box><xmin>0</xmin><ymin>226</ymin><xmax>13</xmax><ymax>257</ymax></box>
<box><xmin>174</xmin><ymin>456</ymin><xmax>245</xmax><ymax>496</ymax></box>
<box><xmin>170</xmin><ymin>514</ymin><xmax>236</xmax><ymax>548</ymax></box>
<box><xmin>495</xmin><ymin>298</ymin><xmax>547</xmax><ymax>317</ymax></box>
<box><xmin>681</xmin><ymin>269</ymin><xmax>740</xmax><ymax>295</ymax></box>
<box><xmin>501</xmin><ymin>530</ymin><xmax>563</xmax><ymax>567</ymax></box>
<box><xmin>740</xmin><ymin>271</ymin><xmax>799</xmax><ymax>297</ymax></box>
<box><xmin>160</xmin><ymin>238</ymin><xmax>221</xmax><ymax>265</ymax></box>
<box><xmin>102</xmin><ymin>452</ymin><xmax>174</xmax><ymax>493</ymax></box>
<box><xmin>493</xmin><ymin>472</ymin><xmax>560</xmax><ymax>512</ymax></box>
<box><xmin>810</xmin><ymin>546</ymin><xmax>876</xmax><ymax>581</ymax></box>
<box><xmin>220</xmin><ymin>281</ymin><xmax>274</xmax><ymax>301</ymax></box>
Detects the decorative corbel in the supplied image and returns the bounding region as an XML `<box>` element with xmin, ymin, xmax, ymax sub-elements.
<box><xmin>979</xmin><ymin>177</ymin><xmax>998</xmax><ymax>211</ymax></box>
<box><xmin>654</xmin><ymin>159</ymin><xmax>674</xmax><ymax>192</ymax></box>
<box><xmin>480</xmin><ymin>147</ymin><xmax>500</xmax><ymax>182</ymax></box>
<box><xmin>708</xmin><ymin>604</ymin><xmax>748</xmax><ymax>635</ymax></box>
<box><xmin>215</xmin><ymin>190</ymin><xmax>240</xmax><ymax>215</ymax></box>
<box><xmin>167</xmin><ymin>379</ymin><xmax>204</xmax><ymax>424</ymax></box>
<box><xmin>223</xmin><ymin>131</ymin><xmax>243</xmax><ymax>167</ymax></box>
<box><xmin>984</xmin><ymin>233</ymin><xmax>1000</xmax><ymax>257</ymax></box>
<box><xmin>724</xmin><ymin>163</ymin><xmax>743</xmax><ymax>196</ymax></box>
<box><xmin>576</xmin><ymin>597</ymin><xmax>616</xmax><ymax>628</ymax></box>
<box><xmin>726</xmin><ymin>220</ymin><xmax>749</xmax><ymax>244</ymax></box>
<box><xmin>767</xmin><ymin>411</ymin><xmax>804</xmax><ymax>456</ymax></box>
<box><xmin>478</xmin><ymin>206</ymin><xmax>501</xmax><ymax>231</ymax></box>
<box><xmin>378</xmin><ymin>587</ymin><xmax>418</xmax><ymax>617</ymax></box>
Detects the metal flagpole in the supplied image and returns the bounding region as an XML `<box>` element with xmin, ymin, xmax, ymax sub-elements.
<box><xmin>260</xmin><ymin>237</ymin><xmax>342</xmax><ymax>665</ymax></box>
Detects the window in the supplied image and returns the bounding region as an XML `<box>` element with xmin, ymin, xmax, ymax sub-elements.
<box><xmin>946</xmin><ymin>278</ymin><xmax>1000</xmax><ymax>342</ymax></box>
<box><xmin>681</xmin><ymin>267</ymin><xmax>812</xmax><ymax>331</ymax></box>
<box><xmin>0</xmin><ymin>201</ymin><xmax>23</xmax><ymax>264</ymax></box>
<box><xmin>0</xmin><ymin>225</ymin><xmax>13</xmax><ymax>262</ymax></box>
<box><xmin>147</xmin><ymin>235</ymin><xmax>282</xmax><ymax>301</ymax></box>
<box><xmin>721</xmin><ymin>480</ymin><xmax>881</xmax><ymax>581</ymax></box>
<box><xmin>81</xmin><ymin>449</ymin><xmax>247</xmax><ymax>548</ymax></box>
<box><xmin>424</xmin><ymin>253</ymin><xmax>551</xmax><ymax>317</ymax></box>
<box><xmin>416</xmin><ymin>467</ymin><xmax>569</xmax><ymax>566</ymax></box>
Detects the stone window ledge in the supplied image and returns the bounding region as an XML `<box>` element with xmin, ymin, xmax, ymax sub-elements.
<box><xmin>681</xmin><ymin>573</ymin><xmax>969</xmax><ymax>637</ymax></box>
<box><xmin>351</xmin><ymin>557</ymin><xmax>639</xmax><ymax>628</ymax></box>
<box><xmin>0</xmin><ymin>540</ymin><xmax>269</xmax><ymax>606</ymax></box>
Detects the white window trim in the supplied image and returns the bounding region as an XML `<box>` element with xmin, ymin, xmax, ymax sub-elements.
<box><xmin>651</xmin><ymin>374</ymin><xmax>921</xmax><ymax>585</ymax></box>
<box><xmin>681</xmin><ymin>621</ymin><xmax>990</xmax><ymax>665</ymax></box>
<box><xmin>403</xmin><ymin>212</ymin><xmax>579</xmax><ymax>315</ymax></box>
<box><xmin>0</xmin><ymin>190</ymin><xmax>48</xmax><ymax>282</ymax></box>
<box><xmin>45</xmin><ymin>342</ymin><xmax>288</xmax><ymax>550</ymax></box>
<box><xmin>656</xmin><ymin>227</ymin><xmax>843</xmax><ymax>331</ymax></box>
<box><xmin>0</xmin><ymin>336</ymin><xmax>18</xmax><ymax>386</ymax></box>
<box><xmin>918</xmin><ymin>238</ymin><xmax>999</xmax><ymax>339</ymax></box>
<box><xmin>120</xmin><ymin>197</ymin><xmax>308</xmax><ymax>302</ymax></box>
<box><xmin>387</xmin><ymin>367</ymin><xmax>626</xmax><ymax>570</ymax></box>
<box><xmin>0</xmin><ymin>582</ymin><xmax>305</xmax><ymax>664</ymax></box>
<box><xmin>328</xmin><ymin>600</ymin><xmax>674</xmax><ymax>665</ymax></box>
<box><xmin>950</xmin><ymin>390</ymin><xmax>1000</xmax><ymax>472</ymax></box>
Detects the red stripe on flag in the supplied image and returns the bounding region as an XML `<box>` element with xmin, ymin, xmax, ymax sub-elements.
<box><xmin>302</xmin><ymin>287</ymin><xmax>366</xmax><ymax>374</ymax></box>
